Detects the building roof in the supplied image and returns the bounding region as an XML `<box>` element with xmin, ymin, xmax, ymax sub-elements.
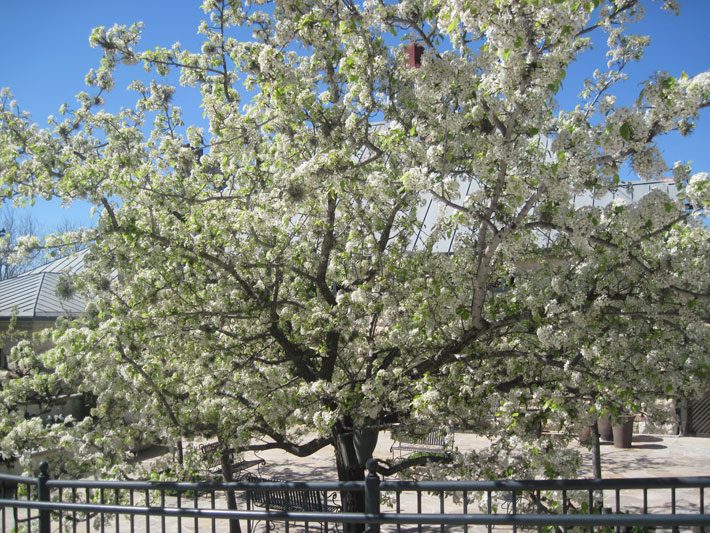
<box><xmin>0</xmin><ymin>251</ymin><xmax>87</xmax><ymax>319</ymax></box>
<box><xmin>412</xmin><ymin>178</ymin><xmax>680</xmax><ymax>253</ymax></box>
<box><xmin>409</xmin><ymin>135</ymin><xmax>682</xmax><ymax>252</ymax></box>
<box><xmin>19</xmin><ymin>248</ymin><xmax>88</xmax><ymax>277</ymax></box>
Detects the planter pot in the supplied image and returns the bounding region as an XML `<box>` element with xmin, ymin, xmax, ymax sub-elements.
<box><xmin>597</xmin><ymin>416</ymin><xmax>614</xmax><ymax>441</ymax></box>
<box><xmin>612</xmin><ymin>417</ymin><xmax>634</xmax><ymax>449</ymax></box>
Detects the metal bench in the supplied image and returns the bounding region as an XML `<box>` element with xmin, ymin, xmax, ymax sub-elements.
<box><xmin>242</xmin><ymin>473</ymin><xmax>341</xmax><ymax>513</ymax></box>
<box><xmin>389</xmin><ymin>427</ymin><xmax>451</xmax><ymax>458</ymax></box>
<box><xmin>198</xmin><ymin>441</ymin><xmax>265</xmax><ymax>478</ymax></box>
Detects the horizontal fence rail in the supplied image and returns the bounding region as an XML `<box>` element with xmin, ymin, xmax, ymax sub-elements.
<box><xmin>0</xmin><ymin>461</ymin><xmax>708</xmax><ymax>532</ymax></box>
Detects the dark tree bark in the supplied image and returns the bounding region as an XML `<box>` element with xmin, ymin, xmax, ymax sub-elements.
<box><xmin>333</xmin><ymin>420</ymin><xmax>367</xmax><ymax>533</ymax></box>
<box><xmin>176</xmin><ymin>439</ymin><xmax>184</xmax><ymax>465</ymax></box>
<box><xmin>590</xmin><ymin>420</ymin><xmax>605</xmax><ymax>514</ymax></box>
<box><xmin>221</xmin><ymin>445</ymin><xmax>242</xmax><ymax>533</ymax></box>
<box><xmin>590</xmin><ymin>421</ymin><xmax>602</xmax><ymax>480</ymax></box>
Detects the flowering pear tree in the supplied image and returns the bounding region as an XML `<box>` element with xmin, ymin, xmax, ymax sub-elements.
<box><xmin>1</xmin><ymin>0</ymin><xmax>709</xmax><ymax>509</ymax></box>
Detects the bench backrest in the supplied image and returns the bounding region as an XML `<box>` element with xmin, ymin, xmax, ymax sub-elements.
<box><xmin>395</xmin><ymin>428</ymin><xmax>448</xmax><ymax>446</ymax></box>
<box><xmin>242</xmin><ymin>474</ymin><xmax>325</xmax><ymax>511</ymax></box>
<box><xmin>199</xmin><ymin>441</ymin><xmax>229</xmax><ymax>468</ymax></box>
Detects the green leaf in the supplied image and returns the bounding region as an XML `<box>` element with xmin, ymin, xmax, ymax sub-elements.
<box><xmin>446</xmin><ymin>17</ymin><xmax>460</xmax><ymax>33</ymax></box>
<box><xmin>456</xmin><ymin>306</ymin><xmax>471</xmax><ymax>321</ymax></box>
<box><xmin>619</xmin><ymin>122</ymin><xmax>632</xmax><ymax>141</ymax></box>
<box><xmin>661</xmin><ymin>76</ymin><xmax>676</xmax><ymax>91</ymax></box>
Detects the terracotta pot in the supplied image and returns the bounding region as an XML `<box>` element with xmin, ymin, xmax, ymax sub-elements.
<box><xmin>612</xmin><ymin>417</ymin><xmax>634</xmax><ymax>449</ymax></box>
<box><xmin>597</xmin><ymin>416</ymin><xmax>614</xmax><ymax>441</ymax></box>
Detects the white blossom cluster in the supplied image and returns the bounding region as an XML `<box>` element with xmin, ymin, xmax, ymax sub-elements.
<box><xmin>0</xmin><ymin>0</ymin><xmax>708</xmax><ymax>483</ymax></box>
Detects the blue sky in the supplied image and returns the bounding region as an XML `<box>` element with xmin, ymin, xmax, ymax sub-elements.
<box><xmin>1</xmin><ymin>1</ymin><xmax>709</xmax><ymax>234</ymax></box>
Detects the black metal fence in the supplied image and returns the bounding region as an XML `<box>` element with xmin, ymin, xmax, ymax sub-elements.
<box><xmin>1</xmin><ymin>460</ymin><xmax>708</xmax><ymax>532</ymax></box>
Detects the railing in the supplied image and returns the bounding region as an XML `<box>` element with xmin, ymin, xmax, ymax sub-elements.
<box><xmin>1</xmin><ymin>460</ymin><xmax>708</xmax><ymax>532</ymax></box>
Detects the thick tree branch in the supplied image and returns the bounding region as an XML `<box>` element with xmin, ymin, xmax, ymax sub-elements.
<box><xmin>375</xmin><ymin>453</ymin><xmax>453</xmax><ymax>476</ymax></box>
<box><xmin>316</xmin><ymin>193</ymin><xmax>338</xmax><ymax>306</ymax></box>
<box><xmin>240</xmin><ymin>437</ymin><xmax>333</xmax><ymax>457</ymax></box>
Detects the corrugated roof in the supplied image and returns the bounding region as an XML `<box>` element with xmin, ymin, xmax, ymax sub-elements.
<box><xmin>412</xmin><ymin>176</ymin><xmax>680</xmax><ymax>252</ymax></box>
<box><xmin>0</xmin><ymin>272</ymin><xmax>86</xmax><ymax>318</ymax></box>
<box><xmin>19</xmin><ymin>248</ymin><xmax>87</xmax><ymax>277</ymax></box>
<box><xmin>0</xmin><ymin>250</ymin><xmax>87</xmax><ymax>319</ymax></box>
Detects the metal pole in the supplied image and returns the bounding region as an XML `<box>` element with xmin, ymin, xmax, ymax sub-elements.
<box><xmin>364</xmin><ymin>458</ymin><xmax>381</xmax><ymax>533</ymax></box>
<box><xmin>37</xmin><ymin>461</ymin><xmax>50</xmax><ymax>533</ymax></box>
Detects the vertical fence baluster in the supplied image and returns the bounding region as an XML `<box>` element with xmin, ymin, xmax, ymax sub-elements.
<box><xmin>160</xmin><ymin>489</ymin><xmax>166</xmax><ymax>533</ymax></box>
<box><xmin>37</xmin><ymin>461</ymin><xmax>52</xmax><ymax>533</ymax></box>
<box><xmin>210</xmin><ymin>490</ymin><xmax>216</xmax><ymax>533</ymax></box>
<box><xmin>588</xmin><ymin>489</ymin><xmax>593</xmax><ymax>533</ymax></box>
<box><xmin>417</xmin><ymin>489</ymin><xmax>422</xmax><ymax>533</ymax></box>
<box><xmin>700</xmin><ymin>485</ymin><xmax>705</xmax><ymax>514</ymax></box>
<box><xmin>177</xmin><ymin>490</ymin><xmax>182</xmax><ymax>533</ymax></box>
<box><xmin>536</xmin><ymin>489</ymin><xmax>542</xmax><ymax>533</ymax></box>
<box><xmin>365</xmin><ymin>459</ymin><xmax>381</xmax><ymax>533</ymax></box>
<box><xmin>265</xmin><ymin>497</ymin><xmax>271</xmax><ymax>533</ymax></box>
<box><xmin>193</xmin><ymin>488</ymin><xmax>199</xmax><ymax>533</ymax></box>
<box><xmin>701</xmin><ymin>486</ymin><xmax>706</xmax><ymax>533</ymax></box>
<box><xmin>672</xmin><ymin>487</ymin><xmax>676</xmax><ymax>514</ymax></box>
<box><xmin>72</xmin><ymin>487</ymin><xmax>77</xmax><ymax>533</ymax></box>
<box><xmin>463</xmin><ymin>490</ymin><xmax>468</xmax><ymax>533</ymax></box>
<box><xmin>58</xmin><ymin>482</ymin><xmax>64</xmax><ymax>533</ymax></box>
<box><xmin>246</xmin><ymin>487</ymin><xmax>252</xmax><ymax>533</ymax></box>
<box><xmin>562</xmin><ymin>489</ymin><xmax>568</xmax><ymax>533</ymax></box>
<box><xmin>396</xmin><ymin>490</ymin><xmax>401</xmax><ymax>533</ymax></box>
<box><xmin>12</xmin><ymin>484</ymin><xmax>18</xmax><ymax>533</ymax></box>
<box><xmin>86</xmin><ymin>487</ymin><xmax>90</xmax><ymax>533</ymax></box>
<box><xmin>115</xmin><ymin>487</ymin><xmax>120</xmax><ymax>533</ymax></box>
<box><xmin>512</xmin><ymin>490</ymin><xmax>517</xmax><ymax>533</ymax></box>
<box><xmin>100</xmin><ymin>487</ymin><xmax>105</xmax><ymax>533</ymax></box>
<box><xmin>487</xmin><ymin>490</ymin><xmax>492</xmax><ymax>533</ymax></box>
<box><xmin>27</xmin><ymin>480</ymin><xmax>34</xmax><ymax>533</ymax></box>
<box><xmin>643</xmin><ymin>488</ymin><xmax>648</xmax><ymax>514</ymax></box>
<box><xmin>28</xmin><ymin>481</ymin><xmax>32</xmax><ymax>533</ymax></box>
<box><xmin>130</xmin><ymin>489</ymin><xmax>135</xmax><ymax>533</ymax></box>
<box><xmin>615</xmin><ymin>489</ymin><xmax>621</xmax><ymax>533</ymax></box>
<box><xmin>1</xmin><ymin>478</ymin><xmax>5</xmax><ymax>533</ymax></box>
<box><xmin>145</xmin><ymin>488</ymin><xmax>150</xmax><ymax>533</ymax></box>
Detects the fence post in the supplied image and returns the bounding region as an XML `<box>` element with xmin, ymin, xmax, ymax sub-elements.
<box><xmin>364</xmin><ymin>458</ymin><xmax>380</xmax><ymax>533</ymax></box>
<box><xmin>37</xmin><ymin>461</ymin><xmax>50</xmax><ymax>533</ymax></box>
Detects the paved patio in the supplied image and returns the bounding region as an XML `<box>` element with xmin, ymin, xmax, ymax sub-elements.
<box><xmin>251</xmin><ymin>431</ymin><xmax>710</xmax><ymax>481</ymax></box>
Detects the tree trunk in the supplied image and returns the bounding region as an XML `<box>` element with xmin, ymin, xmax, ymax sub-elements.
<box><xmin>590</xmin><ymin>420</ymin><xmax>604</xmax><ymax>514</ymax></box>
<box><xmin>590</xmin><ymin>421</ymin><xmax>602</xmax><ymax>480</ymax></box>
<box><xmin>176</xmin><ymin>439</ymin><xmax>184</xmax><ymax>466</ymax></box>
<box><xmin>221</xmin><ymin>445</ymin><xmax>242</xmax><ymax>533</ymax></box>
<box><xmin>353</xmin><ymin>421</ymin><xmax>379</xmax><ymax>467</ymax></box>
<box><xmin>334</xmin><ymin>420</ymin><xmax>367</xmax><ymax>533</ymax></box>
